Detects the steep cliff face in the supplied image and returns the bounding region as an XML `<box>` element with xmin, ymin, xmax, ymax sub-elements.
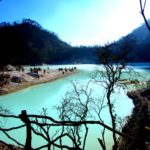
<box><xmin>118</xmin><ymin>88</ymin><xmax>150</xmax><ymax>150</ymax></box>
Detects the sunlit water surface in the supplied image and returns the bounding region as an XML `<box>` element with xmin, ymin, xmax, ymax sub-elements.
<box><xmin>0</xmin><ymin>64</ymin><xmax>150</xmax><ymax>150</ymax></box>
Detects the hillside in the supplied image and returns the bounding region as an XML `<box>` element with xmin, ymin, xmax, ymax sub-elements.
<box><xmin>97</xmin><ymin>22</ymin><xmax>150</xmax><ymax>63</ymax></box>
<box><xmin>0</xmin><ymin>19</ymin><xmax>71</xmax><ymax>65</ymax></box>
<box><xmin>131</xmin><ymin>21</ymin><xmax>150</xmax><ymax>62</ymax></box>
<box><xmin>0</xmin><ymin>19</ymin><xmax>149</xmax><ymax>65</ymax></box>
<box><xmin>0</xmin><ymin>19</ymin><xmax>99</xmax><ymax>65</ymax></box>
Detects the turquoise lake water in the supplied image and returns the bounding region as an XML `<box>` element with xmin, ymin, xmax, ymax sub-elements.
<box><xmin>0</xmin><ymin>64</ymin><xmax>150</xmax><ymax>149</ymax></box>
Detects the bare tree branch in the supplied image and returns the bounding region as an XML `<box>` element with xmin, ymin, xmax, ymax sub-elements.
<box><xmin>139</xmin><ymin>0</ymin><xmax>150</xmax><ymax>31</ymax></box>
<box><xmin>0</xmin><ymin>125</ymin><xmax>25</xmax><ymax>131</ymax></box>
<box><xmin>1</xmin><ymin>130</ymin><xmax>24</xmax><ymax>147</ymax></box>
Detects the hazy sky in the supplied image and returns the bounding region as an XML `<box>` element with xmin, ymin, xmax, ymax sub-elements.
<box><xmin>0</xmin><ymin>0</ymin><xmax>150</xmax><ymax>46</ymax></box>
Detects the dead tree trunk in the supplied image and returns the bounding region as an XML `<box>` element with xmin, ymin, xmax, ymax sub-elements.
<box><xmin>19</xmin><ymin>110</ymin><xmax>32</xmax><ymax>149</ymax></box>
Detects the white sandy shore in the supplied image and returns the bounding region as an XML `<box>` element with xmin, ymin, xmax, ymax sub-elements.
<box><xmin>0</xmin><ymin>70</ymin><xmax>76</xmax><ymax>96</ymax></box>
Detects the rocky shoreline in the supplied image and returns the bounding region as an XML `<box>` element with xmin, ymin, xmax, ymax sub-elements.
<box><xmin>0</xmin><ymin>69</ymin><xmax>76</xmax><ymax>96</ymax></box>
<box><xmin>118</xmin><ymin>88</ymin><xmax>150</xmax><ymax>149</ymax></box>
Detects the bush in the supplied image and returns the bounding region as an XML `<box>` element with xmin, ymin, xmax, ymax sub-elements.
<box><xmin>0</xmin><ymin>73</ymin><xmax>10</xmax><ymax>86</ymax></box>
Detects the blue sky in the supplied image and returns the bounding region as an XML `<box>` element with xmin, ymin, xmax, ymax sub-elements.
<box><xmin>0</xmin><ymin>0</ymin><xmax>149</xmax><ymax>46</ymax></box>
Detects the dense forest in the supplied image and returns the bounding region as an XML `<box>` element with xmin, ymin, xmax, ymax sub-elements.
<box><xmin>131</xmin><ymin>21</ymin><xmax>150</xmax><ymax>62</ymax></box>
<box><xmin>0</xmin><ymin>19</ymin><xmax>149</xmax><ymax>65</ymax></box>
<box><xmin>0</xmin><ymin>19</ymin><xmax>71</xmax><ymax>65</ymax></box>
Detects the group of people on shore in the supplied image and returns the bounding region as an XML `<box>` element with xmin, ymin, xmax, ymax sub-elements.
<box><xmin>0</xmin><ymin>65</ymin><xmax>77</xmax><ymax>85</ymax></box>
<box><xmin>58</xmin><ymin>67</ymin><xmax>77</xmax><ymax>74</ymax></box>
<box><xmin>29</xmin><ymin>67</ymin><xmax>50</xmax><ymax>79</ymax></box>
<box><xmin>29</xmin><ymin>66</ymin><xmax>77</xmax><ymax>77</ymax></box>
